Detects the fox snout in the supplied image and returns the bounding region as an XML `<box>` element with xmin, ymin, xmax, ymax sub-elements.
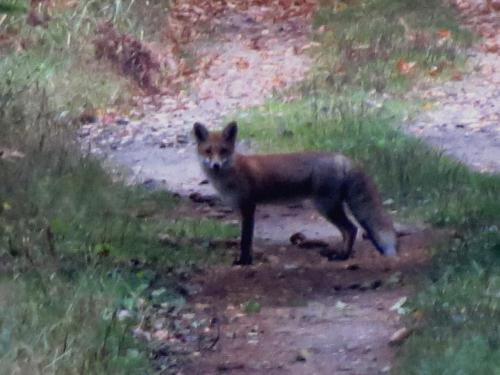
<box><xmin>202</xmin><ymin>156</ymin><xmax>226</xmax><ymax>172</ymax></box>
<box><xmin>211</xmin><ymin>161</ymin><xmax>221</xmax><ymax>171</ymax></box>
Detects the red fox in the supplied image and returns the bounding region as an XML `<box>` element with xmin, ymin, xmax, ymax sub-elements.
<box><xmin>193</xmin><ymin>121</ymin><xmax>397</xmax><ymax>265</ymax></box>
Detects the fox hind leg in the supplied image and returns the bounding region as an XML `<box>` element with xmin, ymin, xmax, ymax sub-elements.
<box><xmin>326</xmin><ymin>206</ymin><xmax>358</xmax><ymax>260</ymax></box>
<box><xmin>315</xmin><ymin>198</ymin><xmax>358</xmax><ymax>260</ymax></box>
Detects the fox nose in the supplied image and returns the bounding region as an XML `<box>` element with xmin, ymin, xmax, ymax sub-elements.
<box><xmin>212</xmin><ymin>162</ymin><xmax>221</xmax><ymax>171</ymax></box>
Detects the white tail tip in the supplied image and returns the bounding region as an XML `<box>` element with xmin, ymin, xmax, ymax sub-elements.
<box><xmin>382</xmin><ymin>245</ymin><xmax>398</xmax><ymax>257</ymax></box>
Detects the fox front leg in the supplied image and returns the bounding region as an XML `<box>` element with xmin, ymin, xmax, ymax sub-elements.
<box><xmin>234</xmin><ymin>203</ymin><xmax>256</xmax><ymax>266</ymax></box>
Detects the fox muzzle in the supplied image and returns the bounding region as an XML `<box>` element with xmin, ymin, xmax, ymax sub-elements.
<box><xmin>202</xmin><ymin>157</ymin><xmax>230</xmax><ymax>172</ymax></box>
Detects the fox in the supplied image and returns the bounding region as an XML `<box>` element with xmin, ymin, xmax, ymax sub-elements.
<box><xmin>193</xmin><ymin>121</ymin><xmax>397</xmax><ymax>265</ymax></box>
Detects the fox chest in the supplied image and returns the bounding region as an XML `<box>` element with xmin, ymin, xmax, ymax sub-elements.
<box><xmin>207</xmin><ymin>175</ymin><xmax>245</xmax><ymax>207</ymax></box>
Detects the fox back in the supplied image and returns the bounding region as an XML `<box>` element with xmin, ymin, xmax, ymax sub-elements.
<box><xmin>193</xmin><ymin>122</ymin><xmax>351</xmax><ymax>202</ymax></box>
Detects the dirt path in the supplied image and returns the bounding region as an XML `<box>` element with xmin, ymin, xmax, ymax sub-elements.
<box><xmin>80</xmin><ymin>4</ymin><xmax>311</xmax><ymax>195</ymax></box>
<box><xmin>406</xmin><ymin>0</ymin><xmax>500</xmax><ymax>173</ymax></box>
<box><xmin>173</xmin><ymin>228</ymin><xmax>440</xmax><ymax>375</ymax></box>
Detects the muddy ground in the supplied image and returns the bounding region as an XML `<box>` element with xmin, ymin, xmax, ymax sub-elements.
<box><xmin>174</xmin><ymin>208</ymin><xmax>441</xmax><ymax>375</ymax></box>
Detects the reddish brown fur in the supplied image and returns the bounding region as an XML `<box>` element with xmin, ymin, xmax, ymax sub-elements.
<box><xmin>193</xmin><ymin>122</ymin><xmax>397</xmax><ymax>265</ymax></box>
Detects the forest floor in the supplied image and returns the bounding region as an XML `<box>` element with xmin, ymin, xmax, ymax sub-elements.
<box><xmin>77</xmin><ymin>0</ymin><xmax>499</xmax><ymax>373</ymax></box>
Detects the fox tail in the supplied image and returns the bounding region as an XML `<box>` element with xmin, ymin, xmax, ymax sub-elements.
<box><xmin>344</xmin><ymin>168</ymin><xmax>397</xmax><ymax>256</ymax></box>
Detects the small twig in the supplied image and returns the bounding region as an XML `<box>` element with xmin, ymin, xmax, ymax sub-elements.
<box><xmin>46</xmin><ymin>225</ymin><xmax>57</xmax><ymax>258</ymax></box>
<box><xmin>61</xmin><ymin>332</ymin><xmax>69</xmax><ymax>354</ymax></box>
<box><xmin>207</xmin><ymin>315</ymin><xmax>220</xmax><ymax>351</ymax></box>
<box><xmin>99</xmin><ymin>309</ymin><xmax>117</xmax><ymax>359</ymax></box>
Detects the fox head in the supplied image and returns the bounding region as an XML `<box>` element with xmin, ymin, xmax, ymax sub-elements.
<box><xmin>193</xmin><ymin>121</ymin><xmax>237</xmax><ymax>173</ymax></box>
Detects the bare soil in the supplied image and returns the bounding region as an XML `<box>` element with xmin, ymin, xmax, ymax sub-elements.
<box><xmin>175</xmin><ymin>221</ymin><xmax>442</xmax><ymax>375</ymax></box>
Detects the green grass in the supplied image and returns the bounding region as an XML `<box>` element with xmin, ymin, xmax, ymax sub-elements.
<box><xmin>0</xmin><ymin>87</ymin><xmax>237</xmax><ymax>372</ymax></box>
<box><xmin>395</xmin><ymin>229</ymin><xmax>500</xmax><ymax>375</ymax></box>
<box><xmin>310</xmin><ymin>0</ymin><xmax>473</xmax><ymax>93</ymax></box>
<box><xmin>0</xmin><ymin>2</ymin><xmax>236</xmax><ymax>370</ymax></box>
<box><xmin>0</xmin><ymin>0</ymin><xmax>169</xmax><ymax>115</ymax></box>
<box><xmin>231</xmin><ymin>1</ymin><xmax>500</xmax><ymax>373</ymax></box>
<box><xmin>236</xmin><ymin>97</ymin><xmax>500</xmax><ymax>229</ymax></box>
<box><xmin>0</xmin><ymin>273</ymin><xmax>152</xmax><ymax>374</ymax></box>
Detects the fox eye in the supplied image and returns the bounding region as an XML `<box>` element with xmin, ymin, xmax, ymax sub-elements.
<box><xmin>204</xmin><ymin>147</ymin><xmax>212</xmax><ymax>155</ymax></box>
<box><xmin>219</xmin><ymin>147</ymin><xmax>229</xmax><ymax>156</ymax></box>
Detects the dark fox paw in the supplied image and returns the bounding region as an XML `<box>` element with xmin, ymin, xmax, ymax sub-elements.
<box><xmin>319</xmin><ymin>248</ymin><xmax>351</xmax><ymax>261</ymax></box>
<box><xmin>233</xmin><ymin>257</ymin><xmax>253</xmax><ymax>266</ymax></box>
<box><xmin>329</xmin><ymin>253</ymin><xmax>351</xmax><ymax>261</ymax></box>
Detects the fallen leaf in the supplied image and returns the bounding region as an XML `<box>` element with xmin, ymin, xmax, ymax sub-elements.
<box><xmin>489</xmin><ymin>0</ymin><xmax>500</xmax><ymax>11</ymax></box>
<box><xmin>117</xmin><ymin>309</ymin><xmax>133</xmax><ymax>321</ymax></box>
<box><xmin>295</xmin><ymin>349</ymin><xmax>311</xmax><ymax>362</ymax></box>
<box><xmin>248</xmin><ymin>36</ymin><xmax>262</xmax><ymax>50</ymax></box>
<box><xmin>428</xmin><ymin>65</ymin><xmax>442</xmax><ymax>76</ymax></box>
<box><xmin>217</xmin><ymin>362</ymin><xmax>245</xmax><ymax>372</ymax></box>
<box><xmin>316</xmin><ymin>25</ymin><xmax>327</xmax><ymax>34</ymax></box>
<box><xmin>335</xmin><ymin>300</ymin><xmax>348</xmax><ymax>310</ymax></box>
<box><xmin>412</xmin><ymin>309</ymin><xmax>424</xmax><ymax>322</ymax></box>
<box><xmin>102</xmin><ymin>113</ymin><xmax>116</xmax><ymax>126</ymax></box>
<box><xmin>451</xmin><ymin>71</ymin><xmax>463</xmax><ymax>81</ymax></box>
<box><xmin>484</xmin><ymin>39</ymin><xmax>499</xmax><ymax>53</ymax></box>
<box><xmin>387</xmin><ymin>271</ymin><xmax>403</xmax><ymax>285</ymax></box>
<box><xmin>390</xmin><ymin>296</ymin><xmax>409</xmax><ymax>315</ymax></box>
<box><xmin>300</xmin><ymin>41</ymin><xmax>321</xmax><ymax>53</ymax></box>
<box><xmin>436</xmin><ymin>28</ymin><xmax>450</xmax><ymax>40</ymax></box>
<box><xmin>153</xmin><ymin>329</ymin><xmax>170</xmax><ymax>341</ymax></box>
<box><xmin>182</xmin><ymin>313</ymin><xmax>195</xmax><ymax>320</ymax></box>
<box><xmin>389</xmin><ymin>327</ymin><xmax>412</xmax><ymax>346</ymax></box>
<box><xmin>271</xmin><ymin>75</ymin><xmax>285</xmax><ymax>87</ymax></box>
<box><xmin>0</xmin><ymin>148</ymin><xmax>25</xmax><ymax>161</ymax></box>
<box><xmin>421</xmin><ymin>102</ymin><xmax>434</xmax><ymax>110</ymax></box>
<box><xmin>133</xmin><ymin>327</ymin><xmax>152</xmax><ymax>341</ymax></box>
<box><xmin>396</xmin><ymin>58</ymin><xmax>416</xmax><ymax>75</ymax></box>
<box><xmin>345</xmin><ymin>263</ymin><xmax>360</xmax><ymax>271</ymax></box>
<box><xmin>235</xmin><ymin>57</ymin><xmax>250</xmax><ymax>70</ymax></box>
<box><xmin>334</xmin><ymin>1</ymin><xmax>348</xmax><ymax>12</ymax></box>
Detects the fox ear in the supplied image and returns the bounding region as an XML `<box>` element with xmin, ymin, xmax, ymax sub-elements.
<box><xmin>193</xmin><ymin>122</ymin><xmax>209</xmax><ymax>143</ymax></box>
<box><xmin>222</xmin><ymin>121</ymin><xmax>238</xmax><ymax>144</ymax></box>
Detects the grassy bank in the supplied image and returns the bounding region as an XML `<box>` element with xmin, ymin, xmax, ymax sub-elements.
<box><xmin>311</xmin><ymin>0</ymin><xmax>473</xmax><ymax>94</ymax></box>
<box><xmin>0</xmin><ymin>0</ymin><xmax>168</xmax><ymax>115</ymax></box>
<box><xmin>0</xmin><ymin>2</ymin><xmax>236</xmax><ymax>372</ymax></box>
<box><xmin>235</xmin><ymin>0</ymin><xmax>500</xmax><ymax>373</ymax></box>
<box><xmin>0</xmin><ymin>86</ymin><xmax>237</xmax><ymax>372</ymax></box>
<box><xmin>0</xmin><ymin>273</ymin><xmax>152</xmax><ymax>374</ymax></box>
